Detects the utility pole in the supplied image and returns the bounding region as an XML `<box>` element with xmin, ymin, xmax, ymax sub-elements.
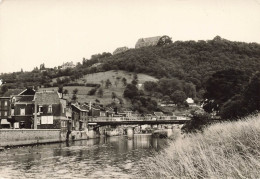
<box><xmin>34</xmin><ymin>97</ymin><xmax>37</xmax><ymax>129</ymax></box>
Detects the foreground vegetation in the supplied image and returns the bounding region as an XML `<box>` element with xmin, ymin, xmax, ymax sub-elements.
<box><xmin>144</xmin><ymin>114</ymin><xmax>260</xmax><ymax>178</ymax></box>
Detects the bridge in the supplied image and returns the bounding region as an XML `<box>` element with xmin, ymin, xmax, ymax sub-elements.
<box><xmin>88</xmin><ymin>119</ymin><xmax>189</xmax><ymax>126</ymax></box>
<box><xmin>86</xmin><ymin>117</ymin><xmax>190</xmax><ymax>139</ymax></box>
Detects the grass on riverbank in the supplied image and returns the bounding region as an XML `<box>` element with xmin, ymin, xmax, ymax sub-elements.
<box><xmin>144</xmin><ymin>114</ymin><xmax>260</xmax><ymax>178</ymax></box>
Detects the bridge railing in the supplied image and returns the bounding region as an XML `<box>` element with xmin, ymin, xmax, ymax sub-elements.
<box><xmin>88</xmin><ymin>116</ymin><xmax>189</xmax><ymax>122</ymax></box>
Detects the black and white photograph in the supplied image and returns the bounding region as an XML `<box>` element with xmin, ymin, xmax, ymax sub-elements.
<box><xmin>0</xmin><ymin>0</ymin><xmax>260</xmax><ymax>178</ymax></box>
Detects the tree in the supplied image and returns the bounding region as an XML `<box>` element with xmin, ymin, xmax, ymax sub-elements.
<box><xmin>182</xmin><ymin>111</ymin><xmax>211</xmax><ymax>133</ymax></box>
<box><xmin>157</xmin><ymin>35</ymin><xmax>172</xmax><ymax>46</ymax></box>
<box><xmin>183</xmin><ymin>83</ymin><xmax>196</xmax><ymax>98</ymax></box>
<box><xmin>88</xmin><ymin>88</ymin><xmax>97</xmax><ymax>95</ymax></box>
<box><xmin>72</xmin><ymin>94</ymin><xmax>77</xmax><ymax>101</ymax></box>
<box><xmin>40</xmin><ymin>63</ymin><xmax>45</xmax><ymax>70</ymax></box>
<box><xmin>131</xmin><ymin>73</ymin><xmax>138</xmax><ymax>86</ymax></box>
<box><xmin>114</xmin><ymin>80</ymin><xmax>118</xmax><ymax>87</ymax></box>
<box><xmin>123</xmin><ymin>84</ymin><xmax>139</xmax><ymax>99</ymax></box>
<box><xmin>100</xmin><ymin>80</ymin><xmax>104</xmax><ymax>87</ymax></box>
<box><xmin>73</xmin><ymin>88</ymin><xmax>78</xmax><ymax>95</ymax></box>
<box><xmin>105</xmin><ymin>79</ymin><xmax>112</xmax><ymax>88</ymax></box>
<box><xmin>58</xmin><ymin>85</ymin><xmax>63</xmax><ymax>98</ymax></box>
<box><xmin>242</xmin><ymin>72</ymin><xmax>260</xmax><ymax>114</ymax></box>
<box><xmin>171</xmin><ymin>90</ymin><xmax>187</xmax><ymax>106</ymax></box>
<box><xmin>203</xmin><ymin>69</ymin><xmax>249</xmax><ymax>114</ymax></box>
<box><xmin>63</xmin><ymin>89</ymin><xmax>68</xmax><ymax>96</ymax></box>
<box><xmin>1</xmin><ymin>85</ymin><xmax>8</xmax><ymax>95</ymax></box>
<box><xmin>122</xmin><ymin>77</ymin><xmax>127</xmax><ymax>86</ymax></box>
<box><xmin>112</xmin><ymin>92</ymin><xmax>117</xmax><ymax>101</ymax></box>
<box><xmin>219</xmin><ymin>95</ymin><xmax>245</xmax><ymax>120</ymax></box>
<box><xmin>97</xmin><ymin>88</ymin><xmax>104</xmax><ymax>97</ymax></box>
<box><xmin>58</xmin><ymin>85</ymin><xmax>63</xmax><ymax>93</ymax></box>
<box><xmin>144</xmin><ymin>81</ymin><xmax>158</xmax><ymax>93</ymax></box>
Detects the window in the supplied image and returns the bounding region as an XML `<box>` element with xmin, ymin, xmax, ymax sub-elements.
<box><xmin>14</xmin><ymin>122</ymin><xmax>19</xmax><ymax>129</ymax></box>
<box><xmin>39</xmin><ymin>106</ymin><xmax>43</xmax><ymax>113</ymax></box>
<box><xmin>20</xmin><ymin>108</ymin><xmax>25</xmax><ymax>115</ymax></box>
<box><xmin>48</xmin><ymin>105</ymin><xmax>52</xmax><ymax>113</ymax></box>
<box><xmin>61</xmin><ymin>121</ymin><xmax>67</xmax><ymax>127</ymax></box>
<box><xmin>4</xmin><ymin>111</ymin><xmax>7</xmax><ymax>116</ymax></box>
<box><xmin>4</xmin><ymin>101</ymin><xmax>7</xmax><ymax>106</ymax></box>
<box><xmin>41</xmin><ymin>116</ymin><xmax>53</xmax><ymax>124</ymax></box>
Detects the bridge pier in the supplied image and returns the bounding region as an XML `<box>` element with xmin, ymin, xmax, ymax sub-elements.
<box><xmin>167</xmin><ymin>128</ymin><xmax>173</xmax><ymax>137</ymax></box>
<box><xmin>127</xmin><ymin>127</ymin><xmax>134</xmax><ymax>140</ymax></box>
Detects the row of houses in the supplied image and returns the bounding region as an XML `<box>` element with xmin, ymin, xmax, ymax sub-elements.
<box><xmin>0</xmin><ymin>88</ymin><xmax>190</xmax><ymax>130</ymax></box>
<box><xmin>0</xmin><ymin>88</ymin><xmax>134</xmax><ymax>130</ymax></box>
<box><xmin>0</xmin><ymin>88</ymin><xmax>70</xmax><ymax>130</ymax></box>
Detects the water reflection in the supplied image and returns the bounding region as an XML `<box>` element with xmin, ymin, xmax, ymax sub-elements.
<box><xmin>0</xmin><ymin>134</ymin><xmax>168</xmax><ymax>178</ymax></box>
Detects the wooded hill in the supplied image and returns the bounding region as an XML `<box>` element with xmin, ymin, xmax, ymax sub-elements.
<box><xmin>101</xmin><ymin>36</ymin><xmax>260</xmax><ymax>91</ymax></box>
<box><xmin>1</xmin><ymin>36</ymin><xmax>260</xmax><ymax>107</ymax></box>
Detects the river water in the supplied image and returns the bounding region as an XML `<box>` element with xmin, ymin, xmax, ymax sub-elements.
<box><xmin>0</xmin><ymin>134</ymin><xmax>168</xmax><ymax>178</ymax></box>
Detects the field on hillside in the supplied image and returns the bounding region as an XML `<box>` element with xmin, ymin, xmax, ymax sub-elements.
<box><xmin>39</xmin><ymin>85</ymin><xmax>130</xmax><ymax>106</ymax></box>
<box><xmin>76</xmin><ymin>70</ymin><xmax>158</xmax><ymax>85</ymax></box>
<box><xmin>143</xmin><ymin>114</ymin><xmax>260</xmax><ymax>178</ymax></box>
<box><xmin>52</xmin><ymin>70</ymin><xmax>158</xmax><ymax>84</ymax></box>
<box><xmin>45</xmin><ymin>70</ymin><xmax>158</xmax><ymax>106</ymax></box>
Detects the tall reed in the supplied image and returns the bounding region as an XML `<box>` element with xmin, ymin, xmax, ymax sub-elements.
<box><xmin>144</xmin><ymin>114</ymin><xmax>260</xmax><ymax>178</ymax></box>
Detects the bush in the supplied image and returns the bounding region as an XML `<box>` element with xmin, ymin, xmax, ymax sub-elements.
<box><xmin>88</xmin><ymin>88</ymin><xmax>97</xmax><ymax>95</ymax></box>
<box><xmin>181</xmin><ymin>111</ymin><xmax>212</xmax><ymax>133</ymax></box>
<box><xmin>85</xmin><ymin>83</ymin><xmax>101</xmax><ymax>88</ymax></box>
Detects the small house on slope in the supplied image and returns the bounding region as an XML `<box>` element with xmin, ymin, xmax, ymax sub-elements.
<box><xmin>113</xmin><ymin>47</ymin><xmax>129</xmax><ymax>55</ymax></box>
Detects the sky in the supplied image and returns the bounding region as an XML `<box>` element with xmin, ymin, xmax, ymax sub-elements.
<box><xmin>0</xmin><ymin>0</ymin><xmax>260</xmax><ymax>73</ymax></box>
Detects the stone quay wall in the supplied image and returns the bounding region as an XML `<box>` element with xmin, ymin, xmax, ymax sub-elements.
<box><xmin>0</xmin><ymin>129</ymin><xmax>67</xmax><ymax>147</ymax></box>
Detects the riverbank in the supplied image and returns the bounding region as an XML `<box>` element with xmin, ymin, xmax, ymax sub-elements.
<box><xmin>144</xmin><ymin>114</ymin><xmax>260</xmax><ymax>178</ymax></box>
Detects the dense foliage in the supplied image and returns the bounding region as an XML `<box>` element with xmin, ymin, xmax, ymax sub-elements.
<box><xmin>102</xmin><ymin>36</ymin><xmax>260</xmax><ymax>90</ymax></box>
<box><xmin>1</xmin><ymin>36</ymin><xmax>260</xmax><ymax>116</ymax></box>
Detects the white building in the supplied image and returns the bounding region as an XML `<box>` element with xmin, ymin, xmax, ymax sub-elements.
<box><xmin>61</xmin><ymin>61</ymin><xmax>76</xmax><ymax>70</ymax></box>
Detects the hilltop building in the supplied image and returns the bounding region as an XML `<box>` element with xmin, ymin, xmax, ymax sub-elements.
<box><xmin>135</xmin><ymin>36</ymin><xmax>161</xmax><ymax>48</ymax></box>
<box><xmin>135</xmin><ymin>35</ymin><xmax>172</xmax><ymax>48</ymax></box>
<box><xmin>113</xmin><ymin>47</ymin><xmax>129</xmax><ymax>55</ymax></box>
<box><xmin>61</xmin><ymin>61</ymin><xmax>76</xmax><ymax>70</ymax></box>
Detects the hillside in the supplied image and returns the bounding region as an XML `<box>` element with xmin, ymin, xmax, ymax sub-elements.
<box><xmin>1</xmin><ymin>36</ymin><xmax>260</xmax><ymax>113</ymax></box>
<box><xmin>40</xmin><ymin>70</ymin><xmax>158</xmax><ymax>106</ymax></box>
<box><xmin>101</xmin><ymin>36</ymin><xmax>260</xmax><ymax>90</ymax></box>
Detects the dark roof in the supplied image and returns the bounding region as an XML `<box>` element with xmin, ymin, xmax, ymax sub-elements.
<box><xmin>19</xmin><ymin>88</ymin><xmax>36</xmax><ymax>95</ymax></box>
<box><xmin>71</xmin><ymin>104</ymin><xmax>88</xmax><ymax>112</ymax></box>
<box><xmin>3</xmin><ymin>89</ymin><xmax>24</xmax><ymax>97</ymax></box>
<box><xmin>16</xmin><ymin>95</ymin><xmax>34</xmax><ymax>102</ymax></box>
<box><xmin>35</xmin><ymin>91</ymin><xmax>60</xmax><ymax>105</ymax></box>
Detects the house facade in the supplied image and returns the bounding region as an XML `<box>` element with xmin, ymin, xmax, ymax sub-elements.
<box><xmin>0</xmin><ymin>97</ymin><xmax>11</xmax><ymax>128</ymax></box>
<box><xmin>71</xmin><ymin>104</ymin><xmax>88</xmax><ymax>131</ymax></box>
<box><xmin>11</xmin><ymin>95</ymin><xmax>35</xmax><ymax>129</ymax></box>
<box><xmin>34</xmin><ymin>91</ymin><xmax>69</xmax><ymax>131</ymax></box>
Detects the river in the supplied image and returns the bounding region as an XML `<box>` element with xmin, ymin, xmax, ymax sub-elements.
<box><xmin>0</xmin><ymin>134</ymin><xmax>169</xmax><ymax>178</ymax></box>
